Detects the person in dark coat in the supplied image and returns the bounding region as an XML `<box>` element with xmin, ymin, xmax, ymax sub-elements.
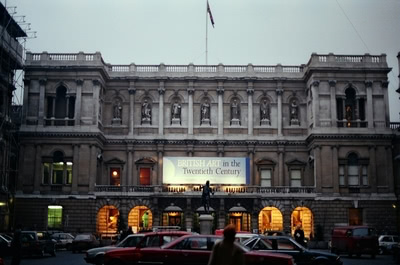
<box><xmin>294</xmin><ymin>223</ymin><xmax>305</xmax><ymax>247</ymax></box>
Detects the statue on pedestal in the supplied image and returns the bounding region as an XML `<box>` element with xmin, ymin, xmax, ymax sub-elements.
<box><xmin>200</xmin><ymin>99</ymin><xmax>211</xmax><ymax>125</ymax></box>
<box><xmin>141</xmin><ymin>99</ymin><xmax>152</xmax><ymax>125</ymax></box>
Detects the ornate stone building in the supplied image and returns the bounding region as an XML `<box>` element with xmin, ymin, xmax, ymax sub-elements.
<box><xmin>16</xmin><ymin>51</ymin><xmax>398</xmax><ymax>240</ymax></box>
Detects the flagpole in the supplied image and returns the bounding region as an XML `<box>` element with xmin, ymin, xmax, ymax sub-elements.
<box><xmin>205</xmin><ymin>0</ymin><xmax>208</xmax><ymax>65</ymax></box>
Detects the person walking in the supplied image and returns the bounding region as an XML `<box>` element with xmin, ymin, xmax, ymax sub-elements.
<box><xmin>142</xmin><ymin>212</ymin><xmax>149</xmax><ymax>230</ymax></box>
<box><xmin>294</xmin><ymin>223</ymin><xmax>305</xmax><ymax>246</ymax></box>
<box><xmin>208</xmin><ymin>224</ymin><xmax>244</xmax><ymax>265</ymax></box>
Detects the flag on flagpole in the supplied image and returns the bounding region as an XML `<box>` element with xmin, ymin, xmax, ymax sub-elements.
<box><xmin>207</xmin><ymin>1</ymin><xmax>215</xmax><ymax>28</ymax></box>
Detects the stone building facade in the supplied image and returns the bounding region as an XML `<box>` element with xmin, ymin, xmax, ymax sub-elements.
<box><xmin>15</xmin><ymin>51</ymin><xmax>398</xmax><ymax>240</ymax></box>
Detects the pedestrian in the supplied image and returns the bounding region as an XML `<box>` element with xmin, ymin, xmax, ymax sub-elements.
<box><xmin>294</xmin><ymin>223</ymin><xmax>305</xmax><ymax>246</ymax></box>
<box><xmin>142</xmin><ymin>212</ymin><xmax>149</xmax><ymax>230</ymax></box>
<box><xmin>208</xmin><ymin>224</ymin><xmax>244</xmax><ymax>265</ymax></box>
<box><xmin>11</xmin><ymin>224</ymin><xmax>22</xmax><ymax>265</ymax></box>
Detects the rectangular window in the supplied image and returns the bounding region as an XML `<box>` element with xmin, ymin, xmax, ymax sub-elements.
<box><xmin>66</xmin><ymin>162</ymin><xmax>73</xmax><ymax>184</ymax></box>
<box><xmin>362</xmin><ymin>165</ymin><xmax>368</xmax><ymax>186</ymax></box>
<box><xmin>349</xmin><ymin>208</ymin><xmax>362</xmax><ymax>225</ymax></box>
<box><xmin>290</xmin><ymin>169</ymin><xmax>301</xmax><ymax>187</ymax></box>
<box><xmin>52</xmin><ymin>162</ymin><xmax>64</xmax><ymax>184</ymax></box>
<box><xmin>260</xmin><ymin>169</ymin><xmax>272</xmax><ymax>187</ymax></box>
<box><xmin>110</xmin><ymin>167</ymin><xmax>121</xmax><ymax>186</ymax></box>
<box><xmin>339</xmin><ymin>165</ymin><xmax>345</xmax><ymax>186</ymax></box>
<box><xmin>48</xmin><ymin>205</ymin><xmax>62</xmax><ymax>229</ymax></box>
<box><xmin>140</xmin><ymin>168</ymin><xmax>151</xmax><ymax>185</ymax></box>
<box><xmin>43</xmin><ymin>163</ymin><xmax>51</xmax><ymax>184</ymax></box>
<box><xmin>348</xmin><ymin>165</ymin><xmax>359</xmax><ymax>186</ymax></box>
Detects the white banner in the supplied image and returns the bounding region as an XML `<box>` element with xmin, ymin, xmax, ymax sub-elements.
<box><xmin>163</xmin><ymin>157</ymin><xmax>250</xmax><ymax>184</ymax></box>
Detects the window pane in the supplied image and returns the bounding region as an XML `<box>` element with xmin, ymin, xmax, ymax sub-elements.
<box><xmin>261</xmin><ymin>179</ymin><xmax>271</xmax><ymax>187</ymax></box>
<box><xmin>48</xmin><ymin>206</ymin><xmax>63</xmax><ymax>229</ymax></box>
<box><xmin>362</xmin><ymin>166</ymin><xmax>368</xmax><ymax>186</ymax></box>
<box><xmin>261</xmin><ymin>169</ymin><xmax>271</xmax><ymax>187</ymax></box>
<box><xmin>339</xmin><ymin>165</ymin><xmax>345</xmax><ymax>185</ymax></box>
<box><xmin>291</xmin><ymin>170</ymin><xmax>301</xmax><ymax>179</ymax></box>
<box><xmin>66</xmin><ymin>162</ymin><xmax>73</xmax><ymax>185</ymax></box>
<box><xmin>140</xmin><ymin>168</ymin><xmax>151</xmax><ymax>185</ymax></box>
<box><xmin>290</xmin><ymin>170</ymin><xmax>301</xmax><ymax>187</ymax></box>
<box><xmin>348</xmin><ymin>165</ymin><xmax>359</xmax><ymax>186</ymax></box>
<box><xmin>291</xmin><ymin>179</ymin><xmax>301</xmax><ymax>187</ymax></box>
<box><xmin>43</xmin><ymin>163</ymin><xmax>50</xmax><ymax>184</ymax></box>
<box><xmin>52</xmin><ymin>162</ymin><xmax>64</xmax><ymax>184</ymax></box>
<box><xmin>110</xmin><ymin>168</ymin><xmax>121</xmax><ymax>186</ymax></box>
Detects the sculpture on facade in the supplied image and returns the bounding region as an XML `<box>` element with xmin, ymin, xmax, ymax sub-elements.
<box><xmin>171</xmin><ymin>100</ymin><xmax>181</xmax><ymax>125</ymax></box>
<box><xmin>200</xmin><ymin>99</ymin><xmax>211</xmax><ymax>125</ymax></box>
<box><xmin>113</xmin><ymin>101</ymin><xmax>122</xmax><ymax>119</ymax></box>
<box><xmin>290</xmin><ymin>99</ymin><xmax>300</xmax><ymax>125</ymax></box>
<box><xmin>260</xmin><ymin>99</ymin><xmax>270</xmax><ymax>121</ymax></box>
<box><xmin>141</xmin><ymin>99</ymin><xmax>152</xmax><ymax>124</ymax></box>
<box><xmin>230</xmin><ymin>99</ymin><xmax>241</xmax><ymax>125</ymax></box>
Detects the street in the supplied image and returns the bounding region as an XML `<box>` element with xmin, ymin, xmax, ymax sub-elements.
<box><xmin>1</xmin><ymin>250</ymin><xmax>398</xmax><ymax>265</ymax></box>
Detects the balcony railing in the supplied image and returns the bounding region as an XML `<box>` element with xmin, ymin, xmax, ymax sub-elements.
<box><xmin>390</xmin><ymin>122</ymin><xmax>400</xmax><ymax>130</ymax></box>
<box><xmin>94</xmin><ymin>185</ymin><xmax>316</xmax><ymax>195</ymax></box>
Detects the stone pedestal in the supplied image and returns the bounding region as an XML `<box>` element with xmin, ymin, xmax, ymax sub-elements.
<box><xmin>230</xmin><ymin>118</ymin><xmax>240</xmax><ymax>126</ymax></box>
<box><xmin>201</xmin><ymin>118</ymin><xmax>211</xmax><ymax>126</ymax></box>
<box><xmin>171</xmin><ymin>118</ymin><xmax>181</xmax><ymax>126</ymax></box>
<box><xmin>290</xmin><ymin>119</ymin><xmax>300</xmax><ymax>126</ymax></box>
<box><xmin>141</xmin><ymin>118</ymin><xmax>151</xmax><ymax>125</ymax></box>
<box><xmin>199</xmin><ymin>214</ymin><xmax>214</xmax><ymax>235</ymax></box>
<box><xmin>260</xmin><ymin>119</ymin><xmax>270</xmax><ymax>126</ymax></box>
<box><xmin>112</xmin><ymin>118</ymin><xmax>122</xmax><ymax>125</ymax></box>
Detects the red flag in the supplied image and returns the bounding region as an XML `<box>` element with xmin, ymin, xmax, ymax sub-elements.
<box><xmin>207</xmin><ymin>1</ymin><xmax>215</xmax><ymax>28</ymax></box>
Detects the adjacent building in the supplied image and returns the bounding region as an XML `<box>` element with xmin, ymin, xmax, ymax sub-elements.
<box><xmin>16</xmin><ymin>51</ymin><xmax>399</xmax><ymax>240</ymax></box>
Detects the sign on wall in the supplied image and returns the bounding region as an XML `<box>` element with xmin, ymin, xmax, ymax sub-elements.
<box><xmin>163</xmin><ymin>157</ymin><xmax>250</xmax><ymax>184</ymax></box>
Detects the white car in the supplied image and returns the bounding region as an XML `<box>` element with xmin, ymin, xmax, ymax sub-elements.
<box><xmin>51</xmin><ymin>232</ymin><xmax>75</xmax><ymax>250</ymax></box>
<box><xmin>378</xmin><ymin>235</ymin><xmax>399</xmax><ymax>254</ymax></box>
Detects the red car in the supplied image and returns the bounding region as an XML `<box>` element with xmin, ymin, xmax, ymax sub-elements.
<box><xmin>104</xmin><ymin>234</ymin><xmax>295</xmax><ymax>265</ymax></box>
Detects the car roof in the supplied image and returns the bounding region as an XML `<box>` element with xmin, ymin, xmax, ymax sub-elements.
<box><xmin>140</xmin><ymin>231</ymin><xmax>192</xmax><ymax>236</ymax></box>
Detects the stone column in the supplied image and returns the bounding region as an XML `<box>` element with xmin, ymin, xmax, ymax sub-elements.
<box><xmin>88</xmin><ymin>144</ymin><xmax>97</xmax><ymax>194</ymax></box>
<box><xmin>382</xmin><ymin>81</ymin><xmax>390</xmax><ymax>127</ymax></box>
<box><xmin>247</xmin><ymin>143</ymin><xmax>255</xmax><ymax>185</ymax></box>
<box><xmin>217</xmin><ymin>81</ymin><xmax>224</xmax><ymax>135</ymax></box>
<box><xmin>247</xmin><ymin>81</ymin><xmax>254</xmax><ymax>135</ymax></box>
<box><xmin>128</xmin><ymin>81</ymin><xmax>136</xmax><ymax>136</ymax></box>
<box><xmin>72</xmin><ymin>144</ymin><xmax>79</xmax><ymax>194</ymax></box>
<box><xmin>278</xmin><ymin>149</ymin><xmax>284</xmax><ymax>186</ymax></box>
<box><xmin>314</xmin><ymin>145</ymin><xmax>322</xmax><ymax>192</ymax></box>
<box><xmin>157</xmin><ymin>142</ymin><xmax>164</xmax><ymax>185</ymax></box>
<box><xmin>386</xmin><ymin>146</ymin><xmax>394</xmax><ymax>193</ymax></box>
<box><xmin>369</xmin><ymin>145</ymin><xmax>377</xmax><ymax>193</ymax></box>
<box><xmin>365</xmin><ymin>81</ymin><xmax>373</xmax><ymax>129</ymax></box>
<box><xmin>92</xmin><ymin>80</ymin><xmax>100</xmax><ymax>125</ymax></box>
<box><xmin>329</xmin><ymin>80</ymin><xmax>337</xmax><ymax>127</ymax></box>
<box><xmin>22</xmin><ymin>79</ymin><xmax>30</xmax><ymax>124</ymax></box>
<box><xmin>33</xmin><ymin>144</ymin><xmax>42</xmax><ymax>194</ymax></box>
<box><xmin>127</xmin><ymin>148</ymin><xmax>133</xmax><ymax>186</ymax></box>
<box><xmin>38</xmin><ymin>79</ymin><xmax>46</xmax><ymax>126</ymax></box>
<box><xmin>311</xmin><ymin>80</ymin><xmax>320</xmax><ymax>127</ymax></box>
<box><xmin>332</xmin><ymin>145</ymin><xmax>339</xmax><ymax>194</ymax></box>
<box><xmin>158</xmin><ymin>81</ymin><xmax>165</xmax><ymax>135</ymax></box>
<box><xmin>75</xmin><ymin>79</ymin><xmax>83</xmax><ymax>126</ymax></box>
<box><xmin>276</xmin><ymin>82</ymin><xmax>283</xmax><ymax>136</ymax></box>
<box><xmin>187</xmin><ymin>81</ymin><xmax>195</xmax><ymax>135</ymax></box>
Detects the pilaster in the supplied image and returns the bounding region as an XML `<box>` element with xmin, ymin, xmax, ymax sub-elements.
<box><xmin>128</xmin><ymin>81</ymin><xmax>136</xmax><ymax>136</ymax></box>
<box><xmin>75</xmin><ymin>79</ymin><xmax>83</xmax><ymax>126</ymax></box>
<box><xmin>158</xmin><ymin>81</ymin><xmax>166</xmax><ymax>135</ymax></box>
<box><xmin>247</xmin><ymin>81</ymin><xmax>254</xmax><ymax>135</ymax></box>
<box><xmin>329</xmin><ymin>80</ymin><xmax>337</xmax><ymax>127</ymax></box>
<box><xmin>217</xmin><ymin>81</ymin><xmax>224</xmax><ymax>135</ymax></box>
<box><xmin>38</xmin><ymin>79</ymin><xmax>47</xmax><ymax>126</ymax></box>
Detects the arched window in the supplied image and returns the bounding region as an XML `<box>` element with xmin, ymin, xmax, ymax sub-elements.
<box><xmin>344</xmin><ymin>88</ymin><xmax>356</xmax><ymax>126</ymax></box>
<box><xmin>336</xmin><ymin>86</ymin><xmax>366</xmax><ymax>128</ymax></box>
<box><xmin>339</xmin><ymin>152</ymin><xmax>369</xmax><ymax>187</ymax></box>
<box><xmin>42</xmin><ymin>151</ymin><xmax>73</xmax><ymax>185</ymax></box>
<box><xmin>46</xmin><ymin>86</ymin><xmax>75</xmax><ymax>126</ymax></box>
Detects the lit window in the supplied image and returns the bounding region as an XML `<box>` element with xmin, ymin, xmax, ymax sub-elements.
<box><xmin>110</xmin><ymin>168</ymin><xmax>121</xmax><ymax>186</ymax></box>
<box><xmin>42</xmin><ymin>152</ymin><xmax>73</xmax><ymax>185</ymax></box>
<box><xmin>349</xmin><ymin>208</ymin><xmax>362</xmax><ymax>225</ymax></box>
<box><xmin>48</xmin><ymin>205</ymin><xmax>63</xmax><ymax>229</ymax></box>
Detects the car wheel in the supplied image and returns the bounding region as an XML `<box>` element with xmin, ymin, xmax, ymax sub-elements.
<box><xmin>51</xmin><ymin>246</ymin><xmax>56</xmax><ymax>257</ymax></box>
<box><xmin>379</xmin><ymin>247</ymin><xmax>385</xmax><ymax>255</ymax></box>
<box><xmin>95</xmin><ymin>254</ymin><xmax>104</xmax><ymax>265</ymax></box>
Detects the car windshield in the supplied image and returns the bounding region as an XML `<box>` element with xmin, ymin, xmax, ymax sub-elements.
<box><xmin>75</xmin><ymin>234</ymin><xmax>91</xmax><ymax>240</ymax></box>
<box><xmin>353</xmin><ymin>228</ymin><xmax>376</xmax><ymax>236</ymax></box>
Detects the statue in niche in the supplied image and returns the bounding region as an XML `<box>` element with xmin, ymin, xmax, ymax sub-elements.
<box><xmin>141</xmin><ymin>99</ymin><xmax>152</xmax><ymax>124</ymax></box>
<box><xmin>230</xmin><ymin>99</ymin><xmax>241</xmax><ymax>125</ymax></box>
<box><xmin>113</xmin><ymin>101</ymin><xmax>122</xmax><ymax>119</ymax></box>
<box><xmin>171</xmin><ymin>100</ymin><xmax>181</xmax><ymax>124</ymax></box>
<box><xmin>260</xmin><ymin>99</ymin><xmax>270</xmax><ymax>121</ymax></box>
<box><xmin>290</xmin><ymin>99</ymin><xmax>299</xmax><ymax>120</ymax></box>
<box><xmin>201</xmin><ymin>99</ymin><xmax>211</xmax><ymax>124</ymax></box>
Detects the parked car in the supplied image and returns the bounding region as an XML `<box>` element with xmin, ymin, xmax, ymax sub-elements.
<box><xmin>0</xmin><ymin>234</ymin><xmax>11</xmax><ymax>257</ymax></box>
<box><xmin>20</xmin><ymin>231</ymin><xmax>57</xmax><ymax>257</ymax></box>
<box><xmin>330</xmin><ymin>226</ymin><xmax>378</xmax><ymax>258</ymax></box>
<box><xmin>85</xmin><ymin>233</ymin><xmax>145</xmax><ymax>265</ymax></box>
<box><xmin>242</xmin><ymin>234</ymin><xmax>341</xmax><ymax>265</ymax></box>
<box><xmin>72</xmin><ymin>234</ymin><xmax>100</xmax><ymax>253</ymax></box>
<box><xmin>51</xmin><ymin>232</ymin><xmax>75</xmax><ymax>250</ymax></box>
<box><xmin>378</xmin><ymin>235</ymin><xmax>399</xmax><ymax>254</ymax></box>
<box><xmin>104</xmin><ymin>234</ymin><xmax>295</xmax><ymax>265</ymax></box>
<box><xmin>0</xmin><ymin>257</ymin><xmax>4</xmax><ymax>265</ymax></box>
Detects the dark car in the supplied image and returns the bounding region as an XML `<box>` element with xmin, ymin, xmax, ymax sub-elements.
<box><xmin>0</xmin><ymin>234</ymin><xmax>11</xmax><ymax>257</ymax></box>
<box><xmin>72</xmin><ymin>234</ymin><xmax>100</xmax><ymax>253</ymax></box>
<box><xmin>104</xmin><ymin>234</ymin><xmax>295</xmax><ymax>265</ymax></box>
<box><xmin>243</xmin><ymin>235</ymin><xmax>342</xmax><ymax>265</ymax></box>
<box><xmin>20</xmin><ymin>231</ymin><xmax>56</xmax><ymax>257</ymax></box>
<box><xmin>85</xmin><ymin>233</ymin><xmax>145</xmax><ymax>265</ymax></box>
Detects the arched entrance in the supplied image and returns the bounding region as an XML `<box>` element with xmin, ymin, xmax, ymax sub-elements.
<box><xmin>258</xmin><ymin>207</ymin><xmax>283</xmax><ymax>234</ymax></box>
<box><xmin>96</xmin><ymin>205</ymin><xmax>119</xmax><ymax>236</ymax></box>
<box><xmin>291</xmin><ymin>206</ymin><xmax>313</xmax><ymax>239</ymax></box>
<box><xmin>228</xmin><ymin>204</ymin><xmax>250</xmax><ymax>232</ymax></box>
<box><xmin>162</xmin><ymin>204</ymin><xmax>183</xmax><ymax>228</ymax></box>
<box><xmin>128</xmin><ymin>206</ymin><xmax>153</xmax><ymax>233</ymax></box>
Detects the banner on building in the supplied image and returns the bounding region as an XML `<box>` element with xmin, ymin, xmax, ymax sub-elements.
<box><xmin>163</xmin><ymin>157</ymin><xmax>250</xmax><ymax>184</ymax></box>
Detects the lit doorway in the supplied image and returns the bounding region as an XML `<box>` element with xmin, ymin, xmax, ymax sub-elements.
<box><xmin>291</xmin><ymin>207</ymin><xmax>313</xmax><ymax>239</ymax></box>
<box><xmin>128</xmin><ymin>206</ymin><xmax>153</xmax><ymax>233</ymax></box>
<box><xmin>258</xmin><ymin>207</ymin><xmax>283</xmax><ymax>234</ymax></box>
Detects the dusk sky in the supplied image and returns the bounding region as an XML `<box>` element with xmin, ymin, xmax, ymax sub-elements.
<box><xmin>7</xmin><ymin>0</ymin><xmax>400</xmax><ymax>121</ymax></box>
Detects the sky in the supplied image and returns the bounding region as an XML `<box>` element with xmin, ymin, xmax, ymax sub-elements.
<box><xmin>6</xmin><ymin>0</ymin><xmax>400</xmax><ymax>121</ymax></box>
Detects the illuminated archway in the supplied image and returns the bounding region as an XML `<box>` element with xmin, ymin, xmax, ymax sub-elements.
<box><xmin>96</xmin><ymin>205</ymin><xmax>119</xmax><ymax>235</ymax></box>
<box><xmin>128</xmin><ymin>206</ymin><xmax>153</xmax><ymax>233</ymax></box>
<box><xmin>258</xmin><ymin>207</ymin><xmax>283</xmax><ymax>233</ymax></box>
<box><xmin>291</xmin><ymin>207</ymin><xmax>313</xmax><ymax>239</ymax></box>
<box><xmin>228</xmin><ymin>204</ymin><xmax>250</xmax><ymax>232</ymax></box>
<box><xmin>162</xmin><ymin>204</ymin><xmax>183</xmax><ymax>228</ymax></box>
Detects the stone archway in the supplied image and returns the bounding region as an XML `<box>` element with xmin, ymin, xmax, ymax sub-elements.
<box><xmin>258</xmin><ymin>206</ymin><xmax>283</xmax><ymax>234</ymax></box>
<box><xmin>128</xmin><ymin>206</ymin><xmax>153</xmax><ymax>233</ymax></box>
<box><xmin>291</xmin><ymin>206</ymin><xmax>313</xmax><ymax>239</ymax></box>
